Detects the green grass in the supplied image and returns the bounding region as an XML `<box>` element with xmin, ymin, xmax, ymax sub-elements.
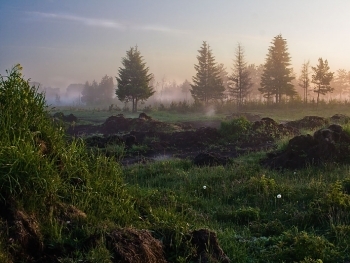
<box><xmin>52</xmin><ymin>100</ymin><xmax>350</xmax><ymax>127</ymax></box>
<box><xmin>3</xmin><ymin>65</ymin><xmax>350</xmax><ymax>262</ymax></box>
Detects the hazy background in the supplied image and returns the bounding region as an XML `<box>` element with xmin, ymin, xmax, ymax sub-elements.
<box><xmin>1</xmin><ymin>0</ymin><xmax>350</xmax><ymax>104</ymax></box>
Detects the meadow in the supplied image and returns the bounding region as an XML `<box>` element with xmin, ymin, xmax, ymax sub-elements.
<box><xmin>2</xmin><ymin>66</ymin><xmax>350</xmax><ymax>262</ymax></box>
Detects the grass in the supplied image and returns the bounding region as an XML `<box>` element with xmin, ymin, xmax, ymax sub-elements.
<box><xmin>3</xmin><ymin>65</ymin><xmax>350</xmax><ymax>262</ymax></box>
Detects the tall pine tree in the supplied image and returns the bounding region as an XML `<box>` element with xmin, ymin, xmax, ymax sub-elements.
<box><xmin>191</xmin><ymin>41</ymin><xmax>225</xmax><ymax>103</ymax></box>
<box><xmin>229</xmin><ymin>43</ymin><xmax>253</xmax><ymax>110</ymax></box>
<box><xmin>116</xmin><ymin>46</ymin><xmax>155</xmax><ymax>112</ymax></box>
<box><xmin>259</xmin><ymin>34</ymin><xmax>296</xmax><ymax>103</ymax></box>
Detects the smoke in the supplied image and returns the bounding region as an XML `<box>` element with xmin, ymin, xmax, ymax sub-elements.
<box><xmin>204</xmin><ymin>105</ymin><xmax>216</xmax><ymax>117</ymax></box>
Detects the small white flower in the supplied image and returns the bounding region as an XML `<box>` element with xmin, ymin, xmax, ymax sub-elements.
<box><xmin>277</xmin><ymin>194</ymin><xmax>282</xmax><ymax>199</ymax></box>
<box><xmin>66</xmin><ymin>221</ymin><xmax>71</xmax><ymax>224</ymax></box>
<box><xmin>294</xmin><ymin>171</ymin><xmax>297</xmax><ymax>175</ymax></box>
<box><xmin>203</xmin><ymin>185</ymin><xmax>207</xmax><ymax>190</ymax></box>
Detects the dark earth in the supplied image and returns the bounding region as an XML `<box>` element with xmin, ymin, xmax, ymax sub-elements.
<box><xmin>59</xmin><ymin>112</ymin><xmax>350</xmax><ymax>169</ymax></box>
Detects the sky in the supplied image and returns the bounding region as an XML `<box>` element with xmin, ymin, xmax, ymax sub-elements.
<box><xmin>1</xmin><ymin>0</ymin><xmax>350</xmax><ymax>91</ymax></box>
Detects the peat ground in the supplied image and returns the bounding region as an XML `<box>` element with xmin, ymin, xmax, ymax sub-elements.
<box><xmin>60</xmin><ymin>112</ymin><xmax>350</xmax><ymax>169</ymax></box>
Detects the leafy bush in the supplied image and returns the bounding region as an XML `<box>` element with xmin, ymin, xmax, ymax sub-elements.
<box><xmin>219</xmin><ymin>117</ymin><xmax>252</xmax><ymax>141</ymax></box>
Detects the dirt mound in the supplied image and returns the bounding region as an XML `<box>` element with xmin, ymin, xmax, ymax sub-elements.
<box><xmin>0</xmin><ymin>199</ymin><xmax>44</xmax><ymax>262</ymax></box>
<box><xmin>84</xmin><ymin>135</ymin><xmax>124</xmax><ymax>148</ymax></box>
<box><xmin>262</xmin><ymin>124</ymin><xmax>350</xmax><ymax>170</ymax></box>
<box><xmin>253</xmin><ymin>117</ymin><xmax>297</xmax><ymax>137</ymax></box>
<box><xmin>53</xmin><ymin>112</ymin><xmax>78</xmax><ymax>123</ymax></box>
<box><xmin>241</xmin><ymin>118</ymin><xmax>298</xmax><ymax>148</ymax></box>
<box><xmin>106</xmin><ymin>228</ymin><xmax>167</xmax><ymax>263</ymax></box>
<box><xmin>193</xmin><ymin>152</ymin><xmax>228</xmax><ymax>166</ymax></box>
<box><xmin>285</xmin><ymin>116</ymin><xmax>328</xmax><ymax>130</ymax></box>
<box><xmin>330</xmin><ymin>113</ymin><xmax>350</xmax><ymax>124</ymax></box>
<box><xmin>190</xmin><ymin>229</ymin><xmax>230</xmax><ymax>263</ymax></box>
<box><xmin>101</xmin><ymin>114</ymin><xmax>131</xmax><ymax>133</ymax></box>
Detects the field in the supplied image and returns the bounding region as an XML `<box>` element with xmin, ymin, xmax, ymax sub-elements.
<box><xmin>2</xmin><ymin>68</ymin><xmax>350</xmax><ymax>262</ymax></box>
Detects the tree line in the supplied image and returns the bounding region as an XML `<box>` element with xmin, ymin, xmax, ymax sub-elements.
<box><xmin>80</xmin><ymin>34</ymin><xmax>350</xmax><ymax>111</ymax></box>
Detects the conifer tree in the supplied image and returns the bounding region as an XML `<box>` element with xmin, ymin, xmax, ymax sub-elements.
<box><xmin>259</xmin><ymin>34</ymin><xmax>296</xmax><ymax>103</ymax></box>
<box><xmin>116</xmin><ymin>46</ymin><xmax>155</xmax><ymax>112</ymax></box>
<box><xmin>229</xmin><ymin>43</ymin><xmax>252</xmax><ymax>110</ymax></box>
<box><xmin>312</xmin><ymin>58</ymin><xmax>334</xmax><ymax>106</ymax></box>
<box><xmin>191</xmin><ymin>41</ymin><xmax>225</xmax><ymax>103</ymax></box>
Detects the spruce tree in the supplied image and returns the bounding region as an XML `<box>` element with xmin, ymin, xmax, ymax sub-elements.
<box><xmin>259</xmin><ymin>34</ymin><xmax>296</xmax><ymax>103</ymax></box>
<box><xmin>116</xmin><ymin>46</ymin><xmax>155</xmax><ymax>112</ymax></box>
<box><xmin>191</xmin><ymin>41</ymin><xmax>225</xmax><ymax>103</ymax></box>
<box><xmin>312</xmin><ymin>58</ymin><xmax>334</xmax><ymax>106</ymax></box>
<box><xmin>229</xmin><ymin>43</ymin><xmax>253</xmax><ymax>110</ymax></box>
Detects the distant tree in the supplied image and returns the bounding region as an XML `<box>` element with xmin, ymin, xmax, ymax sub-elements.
<box><xmin>81</xmin><ymin>76</ymin><xmax>114</xmax><ymax>105</ymax></box>
<box><xmin>228</xmin><ymin>43</ymin><xmax>253</xmax><ymax>110</ymax></box>
<box><xmin>332</xmin><ymin>69</ymin><xmax>349</xmax><ymax>100</ymax></box>
<box><xmin>81</xmin><ymin>80</ymin><xmax>98</xmax><ymax>105</ymax></box>
<box><xmin>246</xmin><ymin>64</ymin><xmax>264</xmax><ymax>100</ymax></box>
<box><xmin>216</xmin><ymin>63</ymin><xmax>229</xmax><ymax>94</ymax></box>
<box><xmin>179</xmin><ymin>79</ymin><xmax>192</xmax><ymax>100</ymax></box>
<box><xmin>116</xmin><ymin>46</ymin><xmax>155</xmax><ymax>112</ymax></box>
<box><xmin>312</xmin><ymin>58</ymin><xmax>334</xmax><ymax>106</ymax></box>
<box><xmin>98</xmin><ymin>75</ymin><xmax>115</xmax><ymax>104</ymax></box>
<box><xmin>191</xmin><ymin>41</ymin><xmax>225</xmax><ymax>103</ymax></box>
<box><xmin>55</xmin><ymin>94</ymin><xmax>61</xmax><ymax>105</ymax></box>
<box><xmin>259</xmin><ymin>34</ymin><xmax>296</xmax><ymax>103</ymax></box>
<box><xmin>298</xmin><ymin>60</ymin><xmax>311</xmax><ymax>103</ymax></box>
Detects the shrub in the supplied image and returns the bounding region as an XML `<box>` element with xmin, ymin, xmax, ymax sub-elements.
<box><xmin>219</xmin><ymin>117</ymin><xmax>252</xmax><ymax>141</ymax></box>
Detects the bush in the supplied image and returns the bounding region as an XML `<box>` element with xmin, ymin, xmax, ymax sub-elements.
<box><xmin>219</xmin><ymin>117</ymin><xmax>252</xmax><ymax>141</ymax></box>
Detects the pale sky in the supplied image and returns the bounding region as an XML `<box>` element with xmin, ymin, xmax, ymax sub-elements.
<box><xmin>1</xmin><ymin>0</ymin><xmax>350</xmax><ymax>90</ymax></box>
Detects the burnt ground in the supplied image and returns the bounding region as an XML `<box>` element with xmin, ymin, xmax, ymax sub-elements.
<box><xmin>62</xmin><ymin>112</ymin><xmax>350</xmax><ymax>168</ymax></box>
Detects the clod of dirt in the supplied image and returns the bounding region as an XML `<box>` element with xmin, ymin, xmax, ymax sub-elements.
<box><xmin>190</xmin><ymin>229</ymin><xmax>230</xmax><ymax>263</ymax></box>
<box><xmin>101</xmin><ymin>114</ymin><xmax>131</xmax><ymax>134</ymax></box>
<box><xmin>262</xmin><ymin>124</ymin><xmax>350</xmax><ymax>170</ymax></box>
<box><xmin>245</xmin><ymin>118</ymin><xmax>298</xmax><ymax>147</ymax></box>
<box><xmin>330</xmin><ymin>114</ymin><xmax>350</xmax><ymax>124</ymax></box>
<box><xmin>55</xmin><ymin>202</ymin><xmax>87</xmax><ymax>223</ymax></box>
<box><xmin>7</xmin><ymin>209</ymin><xmax>44</xmax><ymax>261</ymax></box>
<box><xmin>106</xmin><ymin>228</ymin><xmax>167</xmax><ymax>263</ymax></box>
<box><xmin>193</xmin><ymin>152</ymin><xmax>228</xmax><ymax>166</ymax></box>
<box><xmin>53</xmin><ymin>112</ymin><xmax>78</xmax><ymax>123</ymax></box>
<box><xmin>285</xmin><ymin>116</ymin><xmax>328</xmax><ymax>130</ymax></box>
<box><xmin>139</xmin><ymin>112</ymin><xmax>152</xmax><ymax>120</ymax></box>
<box><xmin>84</xmin><ymin>135</ymin><xmax>124</xmax><ymax>148</ymax></box>
<box><xmin>124</xmin><ymin>134</ymin><xmax>137</xmax><ymax>147</ymax></box>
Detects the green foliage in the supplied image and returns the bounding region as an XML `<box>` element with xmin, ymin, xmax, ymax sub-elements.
<box><xmin>0</xmin><ymin>64</ymin><xmax>64</xmax><ymax>199</ymax></box>
<box><xmin>116</xmin><ymin>46</ymin><xmax>155</xmax><ymax>112</ymax></box>
<box><xmin>81</xmin><ymin>75</ymin><xmax>115</xmax><ymax>105</ymax></box>
<box><xmin>191</xmin><ymin>41</ymin><xmax>225</xmax><ymax>103</ymax></box>
<box><xmin>219</xmin><ymin>117</ymin><xmax>252</xmax><ymax>141</ymax></box>
<box><xmin>267</xmin><ymin>229</ymin><xmax>338</xmax><ymax>263</ymax></box>
<box><xmin>229</xmin><ymin>43</ymin><xmax>253</xmax><ymax>108</ymax></box>
<box><xmin>259</xmin><ymin>34</ymin><xmax>296</xmax><ymax>103</ymax></box>
<box><xmin>232</xmin><ymin>206</ymin><xmax>260</xmax><ymax>224</ymax></box>
<box><xmin>312</xmin><ymin>58</ymin><xmax>334</xmax><ymax>106</ymax></box>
